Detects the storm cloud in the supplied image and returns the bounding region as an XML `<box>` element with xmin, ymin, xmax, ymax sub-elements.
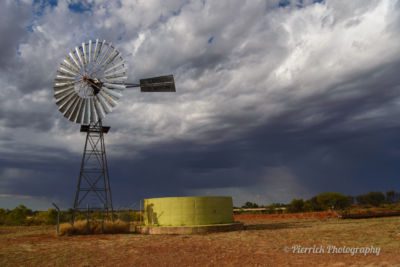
<box><xmin>1</xmin><ymin>0</ymin><xmax>400</xmax><ymax>209</ymax></box>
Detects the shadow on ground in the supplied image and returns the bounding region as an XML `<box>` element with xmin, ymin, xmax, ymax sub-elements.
<box><xmin>245</xmin><ymin>222</ymin><xmax>312</xmax><ymax>231</ymax></box>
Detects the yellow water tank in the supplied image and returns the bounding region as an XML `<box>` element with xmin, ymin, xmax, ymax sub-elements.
<box><xmin>143</xmin><ymin>196</ymin><xmax>233</xmax><ymax>226</ymax></box>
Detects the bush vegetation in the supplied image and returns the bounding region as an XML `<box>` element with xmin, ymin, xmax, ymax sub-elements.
<box><xmin>59</xmin><ymin>219</ymin><xmax>130</xmax><ymax>235</ymax></box>
<box><xmin>0</xmin><ymin>206</ymin><xmax>142</xmax><ymax>226</ymax></box>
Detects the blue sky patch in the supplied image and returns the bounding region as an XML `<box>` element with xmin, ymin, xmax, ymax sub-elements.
<box><xmin>278</xmin><ymin>0</ymin><xmax>291</xmax><ymax>8</ymax></box>
<box><xmin>28</xmin><ymin>0</ymin><xmax>58</xmax><ymax>32</ymax></box>
<box><xmin>279</xmin><ymin>0</ymin><xmax>324</xmax><ymax>8</ymax></box>
<box><xmin>33</xmin><ymin>0</ymin><xmax>57</xmax><ymax>16</ymax></box>
<box><xmin>68</xmin><ymin>1</ymin><xmax>93</xmax><ymax>13</ymax></box>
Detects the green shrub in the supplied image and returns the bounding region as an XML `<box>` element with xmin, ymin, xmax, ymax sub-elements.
<box><xmin>316</xmin><ymin>192</ymin><xmax>352</xmax><ymax>210</ymax></box>
<box><xmin>356</xmin><ymin>192</ymin><xmax>386</xmax><ymax>207</ymax></box>
<box><xmin>287</xmin><ymin>199</ymin><xmax>305</xmax><ymax>213</ymax></box>
<box><xmin>4</xmin><ymin>205</ymin><xmax>32</xmax><ymax>225</ymax></box>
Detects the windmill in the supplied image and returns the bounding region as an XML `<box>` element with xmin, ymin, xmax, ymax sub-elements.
<box><xmin>53</xmin><ymin>39</ymin><xmax>175</xmax><ymax>221</ymax></box>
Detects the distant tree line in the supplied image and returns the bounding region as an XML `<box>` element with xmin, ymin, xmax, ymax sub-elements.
<box><xmin>286</xmin><ymin>192</ymin><xmax>352</xmax><ymax>213</ymax></box>
<box><xmin>239</xmin><ymin>190</ymin><xmax>400</xmax><ymax>213</ymax></box>
<box><xmin>0</xmin><ymin>205</ymin><xmax>64</xmax><ymax>226</ymax></box>
<box><xmin>2</xmin><ymin>191</ymin><xmax>400</xmax><ymax>224</ymax></box>
<box><xmin>242</xmin><ymin>202</ymin><xmax>260</xmax><ymax>208</ymax></box>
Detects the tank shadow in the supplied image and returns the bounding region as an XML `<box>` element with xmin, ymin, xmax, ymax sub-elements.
<box><xmin>146</xmin><ymin>204</ymin><xmax>159</xmax><ymax>225</ymax></box>
<box><xmin>245</xmin><ymin>221</ymin><xmax>312</xmax><ymax>231</ymax></box>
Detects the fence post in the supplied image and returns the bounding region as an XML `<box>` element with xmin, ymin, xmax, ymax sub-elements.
<box><xmin>52</xmin><ymin>203</ymin><xmax>60</xmax><ymax>236</ymax></box>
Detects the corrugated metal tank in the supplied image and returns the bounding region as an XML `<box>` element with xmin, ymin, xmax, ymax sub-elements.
<box><xmin>143</xmin><ymin>196</ymin><xmax>233</xmax><ymax>226</ymax></box>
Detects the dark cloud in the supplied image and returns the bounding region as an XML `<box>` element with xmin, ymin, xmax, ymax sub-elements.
<box><xmin>0</xmin><ymin>1</ymin><xmax>30</xmax><ymax>70</ymax></box>
<box><xmin>1</xmin><ymin>0</ymin><xmax>400</xmax><ymax>209</ymax></box>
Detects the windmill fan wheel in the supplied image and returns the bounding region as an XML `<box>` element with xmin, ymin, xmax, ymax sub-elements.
<box><xmin>54</xmin><ymin>39</ymin><xmax>127</xmax><ymax>124</ymax></box>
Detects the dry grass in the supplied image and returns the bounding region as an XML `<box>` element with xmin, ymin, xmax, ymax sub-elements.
<box><xmin>59</xmin><ymin>220</ymin><xmax>129</xmax><ymax>236</ymax></box>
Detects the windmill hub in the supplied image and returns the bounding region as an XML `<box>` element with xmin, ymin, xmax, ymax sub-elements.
<box><xmin>80</xmin><ymin>76</ymin><xmax>102</xmax><ymax>97</ymax></box>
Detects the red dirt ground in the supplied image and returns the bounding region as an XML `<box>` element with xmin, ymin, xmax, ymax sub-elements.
<box><xmin>234</xmin><ymin>211</ymin><xmax>339</xmax><ymax>221</ymax></box>
<box><xmin>0</xmin><ymin>213</ymin><xmax>399</xmax><ymax>266</ymax></box>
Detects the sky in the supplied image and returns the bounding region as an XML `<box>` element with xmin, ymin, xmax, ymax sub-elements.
<box><xmin>1</xmin><ymin>0</ymin><xmax>400</xmax><ymax>210</ymax></box>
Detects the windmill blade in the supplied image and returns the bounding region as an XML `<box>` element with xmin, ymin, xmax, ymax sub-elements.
<box><xmin>68</xmin><ymin>52</ymin><xmax>81</xmax><ymax>70</ymax></box>
<box><xmin>84</xmin><ymin>99</ymin><xmax>91</xmax><ymax>125</ymax></box>
<box><xmin>99</xmin><ymin>91</ymin><xmax>117</xmax><ymax>108</ymax></box>
<box><xmin>89</xmin><ymin>98</ymin><xmax>98</xmax><ymax>123</ymax></box>
<box><xmin>54</xmin><ymin>83</ymin><xmax>75</xmax><ymax>93</ymax></box>
<box><xmin>54</xmin><ymin>87</ymin><xmax>74</xmax><ymax>99</ymax></box>
<box><xmin>102</xmin><ymin>47</ymin><xmax>117</xmax><ymax>68</ymax></box>
<box><xmin>82</xmin><ymin>42</ymin><xmax>88</xmax><ymax>66</ymax></box>
<box><xmin>55</xmin><ymin>74</ymin><xmax>75</xmax><ymax>81</ymax></box>
<box><xmin>64</xmin><ymin>95</ymin><xmax>80</xmax><ymax>119</ymax></box>
<box><xmin>70</xmin><ymin>98</ymin><xmax>83</xmax><ymax>123</ymax></box>
<box><xmin>93</xmin><ymin>39</ymin><xmax>100</xmax><ymax>62</ymax></box>
<box><xmin>104</xmin><ymin>60</ymin><xmax>125</xmax><ymax>74</ymax></box>
<box><xmin>139</xmin><ymin>75</ymin><xmax>176</xmax><ymax>92</ymax></box>
<box><xmin>56</xmin><ymin>90</ymin><xmax>76</xmax><ymax>108</ymax></box>
<box><xmin>94</xmin><ymin>97</ymin><xmax>106</xmax><ymax>119</ymax></box>
<box><xmin>58</xmin><ymin>66</ymin><xmax>77</xmax><ymax>77</ymax></box>
<box><xmin>88</xmin><ymin>40</ymin><xmax>92</xmax><ymax>63</ymax></box>
<box><xmin>63</xmin><ymin>58</ymin><xmax>80</xmax><ymax>73</ymax></box>
<box><xmin>103</xmin><ymin>82</ymin><xmax>126</xmax><ymax>90</ymax></box>
<box><xmin>102</xmin><ymin>87</ymin><xmax>123</xmax><ymax>98</ymax></box>
<box><xmin>104</xmin><ymin>76</ymin><xmax>128</xmax><ymax>84</ymax></box>
<box><xmin>75</xmin><ymin>47</ymin><xmax>84</xmax><ymax>68</ymax></box>
<box><xmin>76</xmin><ymin>99</ymin><xmax>86</xmax><ymax>124</ymax></box>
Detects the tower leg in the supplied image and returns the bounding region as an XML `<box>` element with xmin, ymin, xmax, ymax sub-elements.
<box><xmin>72</xmin><ymin>120</ymin><xmax>113</xmax><ymax>223</ymax></box>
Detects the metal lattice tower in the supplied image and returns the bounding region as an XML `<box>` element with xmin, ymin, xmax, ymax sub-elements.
<box><xmin>73</xmin><ymin>120</ymin><xmax>113</xmax><ymax>218</ymax></box>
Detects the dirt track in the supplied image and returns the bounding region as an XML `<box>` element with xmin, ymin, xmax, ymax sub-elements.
<box><xmin>0</xmin><ymin>213</ymin><xmax>399</xmax><ymax>266</ymax></box>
